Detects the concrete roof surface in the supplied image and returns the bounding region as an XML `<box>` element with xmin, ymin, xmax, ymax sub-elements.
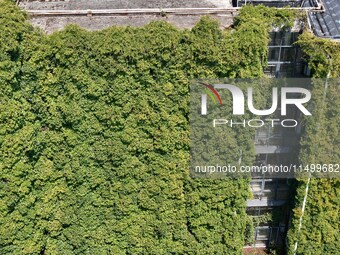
<box><xmin>19</xmin><ymin>0</ymin><xmax>232</xmax><ymax>10</ymax></box>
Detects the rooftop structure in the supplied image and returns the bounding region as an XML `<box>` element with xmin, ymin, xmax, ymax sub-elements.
<box><xmin>18</xmin><ymin>0</ymin><xmax>324</xmax><ymax>34</ymax></box>
<box><xmin>20</xmin><ymin>0</ymin><xmax>340</xmax><ymax>41</ymax></box>
<box><xmin>306</xmin><ymin>0</ymin><xmax>340</xmax><ymax>38</ymax></box>
<box><xmin>19</xmin><ymin>0</ymin><xmax>231</xmax><ymax>10</ymax></box>
<box><xmin>19</xmin><ymin>0</ymin><xmax>340</xmax><ymax>40</ymax></box>
<box><xmin>18</xmin><ymin>0</ymin><xmax>236</xmax><ymax>33</ymax></box>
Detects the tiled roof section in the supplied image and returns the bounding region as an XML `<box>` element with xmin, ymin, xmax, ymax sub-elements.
<box><xmin>307</xmin><ymin>0</ymin><xmax>340</xmax><ymax>38</ymax></box>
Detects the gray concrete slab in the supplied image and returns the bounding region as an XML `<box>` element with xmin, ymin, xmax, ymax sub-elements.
<box><xmin>28</xmin><ymin>14</ymin><xmax>234</xmax><ymax>34</ymax></box>
<box><xmin>20</xmin><ymin>0</ymin><xmax>232</xmax><ymax>10</ymax></box>
<box><xmin>246</xmin><ymin>199</ymin><xmax>287</xmax><ymax>207</ymax></box>
<box><xmin>19</xmin><ymin>0</ymin><xmax>234</xmax><ymax>33</ymax></box>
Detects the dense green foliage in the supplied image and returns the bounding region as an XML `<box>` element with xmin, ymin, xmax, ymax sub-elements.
<box><xmin>287</xmin><ymin>33</ymin><xmax>340</xmax><ymax>255</ymax></box>
<box><xmin>0</xmin><ymin>1</ymin><xmax>299</xmax><ymax>254</ymax></box>
<box><xmin>296</xmin><ymin>32</ymin><xmax>340</xmax><ymax>77</ymax></box>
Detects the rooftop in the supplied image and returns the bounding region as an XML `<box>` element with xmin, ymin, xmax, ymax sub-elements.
<box><xmin>19</xmin><ymin>0</ymin><xmax>231</xmax><ymax>10</ymax></box>
<box><xmin>307</xmin><ymin>0</ymin><xmax>340</xmax><ymax>38</ymax></box>
<box><xmin>18</xmin><ymin>0</ymin><xmax>235</xmax><ymax>33</ymax></box>
<box><xmin>18</xmin><ymin>0</ymin><xmax>340</xmax><ymax>40</ymax></box>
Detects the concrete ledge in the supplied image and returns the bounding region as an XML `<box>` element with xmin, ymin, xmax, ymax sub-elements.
<box><xmin>247</xmin><ymin>199</ymin><xmax>287</xmax><ymax>207</ymax></box>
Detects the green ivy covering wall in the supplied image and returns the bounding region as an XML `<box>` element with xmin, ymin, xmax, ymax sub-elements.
<box><xmin>287</xmin><ymin>32</ymin><xmax>340</xmax><ymax>255</ymax></box>
<box><xmin>0</xmin><ymin>1</ymin><xmax>297</xmax><ymax>254</ymax></box>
